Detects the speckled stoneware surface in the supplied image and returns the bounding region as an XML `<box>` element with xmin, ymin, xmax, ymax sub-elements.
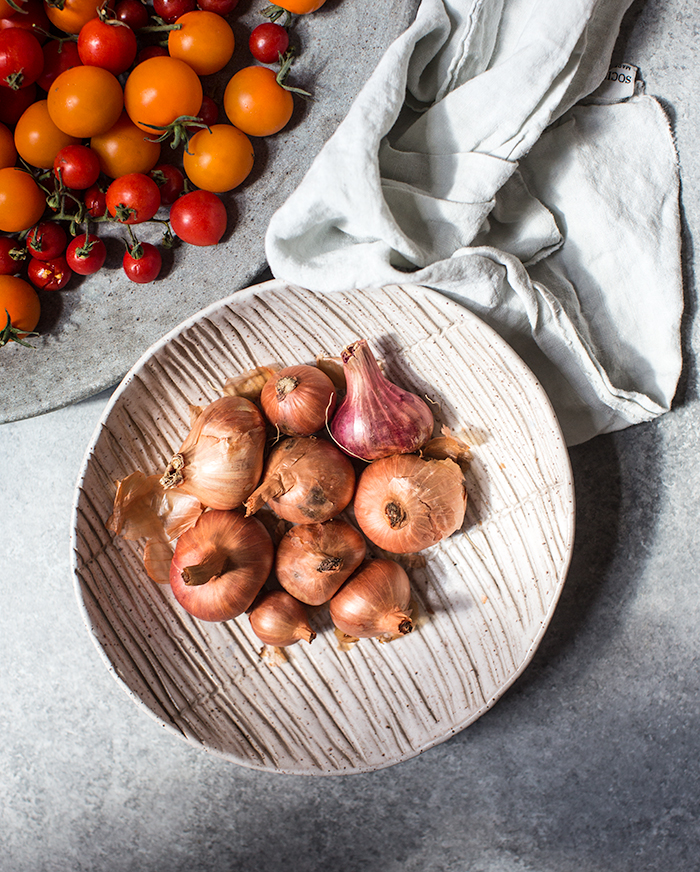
<box><xmin>71</xmin><ymin>281</ymin><xmax>574</xmax><ymax>775</ymax></box>
<box><xmin>0</xmin><ymin>0</ymin><xmax>421</xmax><ymax>425</ymax></box>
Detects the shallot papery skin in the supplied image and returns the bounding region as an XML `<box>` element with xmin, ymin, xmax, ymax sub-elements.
<box><xmin>329</xmin><ymin>558</ymin><xmax>413</xmax><ymax>639</ymax></box>
<box><xmin>169</xmin><ymin>509</ymin><xmax>274</xmax><ymax>622</ymax></box>
<box><xmin>161</xmin><ymin>395</ymin><xmax>266</xmax><ymax>511</ymax></box>
<box><xmin>275</xmin><ymin>518</ymin><xmax>367</xmax><ymax>606</ymax></box>
<box><xmin>249</xmin><ymin>589</ymin><xmax>316</xmax><ymax>647</ymax></box>
<box><xmin>244</xmin><ymin>436</ymin><xmax>356</xmax><ymax>524</ymax></box>
<box><xmin>353</xmin><ymin>453</ymin><xmax>467</xmax><ymax>553</ymax></box>
<box><xmin>329</xmin><ymin>338</ymin><xmax>434</xmax><ymax>461</ymax></box>
<box><xmin>260</xmin><ymin>364</ymin><xmax>337</xmax><ymax>436</ymax></box>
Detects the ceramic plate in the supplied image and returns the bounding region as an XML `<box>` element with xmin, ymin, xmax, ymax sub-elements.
<box><xmin>71</xmin><ymin>281</ymin><xmax>575</xmax><ymax>775</ymax></box>
<box><xmin>0</xmin><ymin>0</ymin><xmax>420</xmax><ymax>425</ymax></box>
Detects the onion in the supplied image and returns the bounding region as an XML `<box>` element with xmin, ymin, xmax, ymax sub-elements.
<box><xmin>244</xmin><ymin>436</ymin><xmax>356</xmax><ymax>524</ymax></box>
<box><xmin>260</xmin><ymin>364</ymin><xmax>336</xmax><ymax>436</ymax></box>
<box><xmin>329</xmin><ymin>339</ymin><xmax>434</xmax><ymax>461</ymax></box>
<box><xmin>329</xmin><ymin>558</ymin><xmax>413</xmax><ymax>639</ymax></box>
<box><xmin>353</xmin><ymin>453</ymin><xmax>467</xmax><ymax>553</ymax></box>
<box><xmin>169</xmin><ymin>509</ymin><xmax>274</xmax><ymax>621</ymax></box>
<box><xmin>275</xmin><ymin>519</ymin><xmax>367</xmax><ymax>605</ymax></box>
<box><xmin>161</xmin><ymin>395</ymin><xmax>266</xmax><ymax>511</ymax></box>
<box><xmin>249</xmin><ymin>589</ymin><xmax>316</xmax><ymax>647</ymax></box>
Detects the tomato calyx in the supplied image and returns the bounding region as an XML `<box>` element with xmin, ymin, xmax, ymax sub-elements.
<box><xmin>3</xmin><ymin>69</ymin><xmax>26</xmax><ymax>90</ymax></box>
<box><xmin>5</xmin><ymin>0</ymin><xmax>29</xmax><ymax>13</ymax></box>
<box><xmin>276</xmin><ymin>50</ymin><xmax>311</xmax><ymax>97</ymax></box>
<box><xmin>0</xmin><ymin>308</ymin><xmax>37</xmax><ymax>348</ymax></box>
<box><xmin>141</xmin><ymin>115</ymin><xmax>211</xmax><ymax>151</ymax></box>
<box><xmin>262</xmin><ymin>4</ymin><xmax>293</xmax><ymax>26</ymax></box>
<box><xmin>138</xmin><ymin>15</ymin><xmax>182</xmax><ymax>33</ymax></box>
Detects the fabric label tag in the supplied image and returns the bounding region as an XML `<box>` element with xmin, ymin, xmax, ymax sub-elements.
<box><xmin>590</xmin><ymin>63</ymin><xmax>639</xmax><ymax>102</ymax></box>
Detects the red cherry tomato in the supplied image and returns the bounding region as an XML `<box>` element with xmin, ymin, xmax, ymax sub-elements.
<box><xmin>0</xmin><ymin>80</ymin><xmax>35</xmax><ymax>126</ymax></box>
<box><xmin>106</xmin><ymin>172</ymin><xmax>161</xmax><ymax>223</ymax></box>
<box><xmin>36</xmin><ymin>39</ymin><xmax>82</xmax><ymax>92</ymax></box>
<box><xmin>196</xmin><ymin>94</ymin><xmax>218</xmax><ymax>127</ymax></box>
<box><xmin>65</xmin><ymin>232</ymin><xmax>106</xmax><ymax>274</ymax></box>
<box><xmin>249</xmin><ymin>22</ymin><xmax>289</xmax><ymax>64</ymax></box>
<box><xmin>113</xmin><ymin>0</ymin><xmax>149</xmax><ymax>29</ymax></box>
<box><xmin>0</xmin><ymin>235</ymin><xmax>25</xmax><ymax>274</ymax></box>
<box><xmin>196</xmin><ymin>0</ymin><xmax>238</xmax><ymax>14</ymax></box>
<box><xmin>27</xmin><ymin>254</ymin><xmax>71</xmax><ymax>290</ymax></box>
<box><xmin>149</xmin><ymin>163</ymin><xmax>184</xmax><ymax>204</ymax></box>
<box><xmin>152</xmin><ymin>0</ymin><xmax>194</xmax><ymax>23</ymax></box>
<box><xmin>135</xmin><ymin>44</ymin><xmax>168</xmax><ymax>64</ymax></box>
<box><xmin>0</xmin><ymin>0</ymin><xmax>51</xmax><ymax>42</ymax></box>
<box><xmin>77</xmin><ymin>15</ymin><xmax>137</xmax><ymax>75</ymax></box>
<box><xmin>122</xmin><ymin>240</ymin><xmax>161</xmax><ymax>282</ymax></box>
<box><xmin>84</xmin><ymin>182</ymin><xmax>107</xmax><ymax>217</ymax></box>
<box><xmin>26</xmin><ymin>221</ymin><xmax>67</xmax><ymax>261</ymax></box>
<box><xmin>0</xmin><ymin>28</ymin><xmax>44</xmax><ymax>89</ymax></box>
<box><xmin>169</xmin><ymin>189</ymin><xmax>226</xmax><ymax>246</ymax></box>
<box><xmin>53</xmin><ymin>143</ymin><xmax>100</xmax><ymax>189</ymax></box>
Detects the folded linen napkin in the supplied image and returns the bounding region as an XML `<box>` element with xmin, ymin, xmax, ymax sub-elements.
<box><xmin>265</xmin><ymin>0</ymin><xmax>682</xmax><ymax>445</ymax></box>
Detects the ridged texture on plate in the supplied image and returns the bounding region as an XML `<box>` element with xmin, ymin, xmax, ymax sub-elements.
<box><xmin>71</xmin><ymin>282</ymin><xmax>574</xmax><ymax>775</ymax></box>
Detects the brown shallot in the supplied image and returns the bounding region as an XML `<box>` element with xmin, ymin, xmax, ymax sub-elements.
<box><xmin>244</xmin><ymin>436</ymin><xmax>356</xmax><ymax>524</ymax></box>
<box><xmin>329</xmin><ymin>339</ymin><xmax>434</xmax><ymax>461</ymax></box>
<box><xmin>161</xmin><ymin>396</ymin><xmax>266</xmax><ymax>511</ymax></box>
<box><xmin>353</xmin><ymin>453</ymin><xmax>467</xmax><ymax>553</ymax></box>
<box><xmin>169</xmin><ymin>509</ymin><xmax>274</xmax><ymax>622</ymax></box>
<box><xmin>275</xmin><ymin>519</ymin><xmax>367</xmax><ymax>606</ymax></box>
<box><xmin>329</xmin><ymin>558</ymin><xmax>413</xmax><ymax>639</ymax></box>
<box><xmin>249</xmin><ymin>590</ymin><xmax>316</xmax><ymax>647</ymax></box>
<box><xmin>260</xmin><ymin>364</ymin><xmax>337</xmax><ymax>436</ymax></box>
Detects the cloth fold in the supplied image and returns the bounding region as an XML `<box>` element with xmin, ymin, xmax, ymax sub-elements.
<box><xmin>265</xmin><ymin>0</ymin><xmax>683</xmax><ymax>445</ymax></box>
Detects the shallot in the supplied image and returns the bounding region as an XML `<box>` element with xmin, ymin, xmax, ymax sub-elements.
<box><xmin>249</xmin><ymin>589</ymin><xmax>316</xmax><ymax>647</ymax></box>
<box><xmin>329</xmin><ymin>558</ymin><xmax>413</xmax><ymax>639</ymax></box>
<box><xmin>260</xmin><ymin>364</ymin><xmax>336</xmax><ymax>436</ymax></box>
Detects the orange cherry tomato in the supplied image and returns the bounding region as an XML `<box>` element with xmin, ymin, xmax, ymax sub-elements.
<box><xmin>182</xmin><ymin>124</ymin><xmax>254</xmax><ymax>193</ymax></box>
<box><xmin>90</xmin><ymin>111</ymin><xmax>161</xmax><ymax>178</ymax></box>
<box><xmin>223</xmin><ymin>66</ymin><xmax>294</xmax><ymax>137</ymax></box>
<box><xmin>14</xmin><ymin>99</ymin><xmax>80</xmax><ymax>168</ymax></box>
<box><xmin>168</xmin><ymin>10</ymin><xmax>234</xmax><ymax>77</ymax></box>
<box><xmin>0</xmin><ymin>120</ymin><xmax>16</xmax><ymax>168</ymax></box>
<box><xmin>43</xmin><ymin>0</ymin><xmax>102</xmax><ymax>34</ymax></box>
<box><xmin>124</xmin><ymin>55</ymin><xmax>203</xmax><ymax>134</ymax></box>
<box><xmin>0</xmin><ymin>167</ymin><xmax>46</xmax><ymax>232</ymax></box>
<box><xmin>47</xmin><ymin>64</ymin><xmax>123</xmax><ymax>138</ymax></box>
<box><xmin>275</xmin><ymin>0</ymin><xmax>326</xmax><ymax>12</ymax></box>
<box><xmin>0</xmin><ymin>274</ymin><xmax>40</xmax><ymax>342</ymax></box>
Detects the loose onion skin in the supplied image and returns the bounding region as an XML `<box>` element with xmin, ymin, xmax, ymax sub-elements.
<box><xmin>329</xmin><ymin>558</ymin><xmax>413</xmax><ymax>639</ymax></box>
<box><xmin>353</xmin><ymin>453</ymin><xmax>467</xmax><ymax>553</ymax></box>
<box><xmin>170</xmin><ymin>509</ymin><xmax>274</xmax><ymax>621</ymax></box>
<box><xmin>275</xmin><ymin>519</ymin><xmax>367</xmax><ymax>606</ymax></box>
<box><xmin>249</xmin><ymin>589</ymin><xmax>316</xmax><ymax>647</ymax></box>
<box><xmin>260</xmin><ymin>364</ymin><xmax>336</xmax><ymax>436</ymax></box>
<box><xmin>245</xmin><ymin>436</ymin><xmax>356</xmax><ymax>524</ymax></box>
<box><xmin>161</xmin><ymin>396</ymin><xmax>266</xmax><ymax>511</ymax></box>
<box><xmin>330</xmin><ymin>339</ymin><xmax>434</xmax><ymax>461</ymax></box>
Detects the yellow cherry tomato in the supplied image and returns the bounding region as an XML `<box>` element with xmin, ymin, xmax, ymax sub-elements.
<box><xmin>14</xmin><ymin>100</ymin><xmax>80</xmax><ymax>169</ymax></box>
<box><xmin>0</xmin><ymin>167</ymin><xmax>46</xmax><ymax>232</ymax></box>
<box><xmin>182</xmin><ymin>124</ymin><xmax>254</xmax><ymax>192</ymax></box>
<box><xmin>90</xmin><ymin>111</ymin><xmax>162</xmax><ymax>179</ymax></box>
<box><xmin>0</xmin><ymin>275</ymin><xmax>41</xmax><ymax>341</ymax></box>
<box><xmin>168</xmin><ymin>11</ymin><xmax>235</xmax><ymax>77</ymax></box>
<box><xmin>48</xmin><ymin>66</ymin><xmax>124</xmax><ymax>138</ymax></box>
<box><xmin>223</xmin><ymin>66</ymin><xmax>294</xmax><ymax>137</ymax></box>
<box><xmin>43</xmin><ymin>0</ymin><xmax>102</xmax><ymax>34</ymax></box>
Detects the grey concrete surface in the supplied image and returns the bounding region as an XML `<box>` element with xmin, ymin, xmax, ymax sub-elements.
<box><xmin>2</xmin><ymin>1</ymin><xmax>700</xmax><ymax>870</ymax></box>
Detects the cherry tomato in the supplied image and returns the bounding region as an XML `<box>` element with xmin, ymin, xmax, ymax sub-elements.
<box><xmin>249</xmin><ymin>22</ymin><xmax>289</xmax><ymax>64</ymax></box>
<box><xmin>0</xmin><ymin>0</ymin><xmax>26</xmax><ymax>17</ymax></box>
<box><xmin>0</xmin><ymin>274</ymin><xmax>40</xmax><ymax>341</ymax></box>
<box><xmin>123</xmin><ymin>240</ymin><xmax>161</xmax><ymax>282</ymax></box>
<box><xmin>48</xmin><ymin>64</ymin><xmax>123</xmax><ymax>138</ymax></box>
<box><xmin>44</xmin><ymin>0</ymin><xmax>103</xmax><ymax>35</ymax></box>
<box><xmin>0</xmin><ymin>0</ymin><xmax>51</xmax><ymax>42</ymax></box>
<box><xmin>84</xmin><ymin>182</ymin><xmax>107</xmax><ymax>217</ymax></box>
<box><xmin>183</xmin><ymin>124</ymin><xmax>253</xmax><ymax>193</ymax></box>
<box><xmin>195</xmin><ymin>94</ymin><xmax>218</xmax><ymax>127</ymax></box>
<box><xmin>90</xmin><ymin>111</ymin><xmax>161</xmax><ymax>179</ymax></box>
<box><xmin>65</xmin><ymin>231</ymin><xmax>106</xmax><ymax>274</ymax></box>
<box><xmin>27</xmin><ymin>253</ymin><xmax>71</xmax><ymax>289</ymax></box>
<box><xmin>26</xmin><ymin>220</ymin><xmax>67</xmax><ymax>260</ymax></box>
<box><xmin>113</xmin><ymin>0</ymin><xmax>149</xmax><ymax>29</ymax></box>
<box><xmin>274</xmin><ymin>0</ymin><xmax>326</xmax><ymax>12</ymax></box>
<box><xmin>152</xmin><ymin>0</ymin><xmax>194</xmax><ymax>23</ymax></box>
<box><xmin>223</xmin><ymin>66</ymin><xmax>294</xmax><ymax>137</ymax></box>
<box><xmin>53</xmin><ymin>143</ymin><xmax>100</xmax><ymax>189</ymax></box>
<box><xmin>168</xmin><ymin>10</ymin><xmax>234</xmax><ymax>76</ymax></box>
<box><xmin>78</xmin><ymin>15</ymin><xmax>137</xmax><ymax>75</ymax></box>
<box><xmin>196</xmin><ymin>0</ymin><xmax>238</xmax><ymax>14</ymax></box>
<box><xmin>106</xmin><ymin>172</ymin><xmax>160</xmax><ymax>223</ymax></box>
<box><xmin>149</xmin><ymin>162</ymin><xmax>184</xmax><ymax>204</ymax></box>
<box><xmin>0</xmin><ymin>28</ymin><xmax>44</xmax><ymax>89</ymax></box>
<box><xmin>0</xmin><ymin>80</ymin><xmax>34</xmax><ymax>125</ymax></box>
<box><xmin>0</xmin><ymin>120</ymin><xmax>16</xmax><ymax>168</ymax></box>
<box><xmin>135</xmin><ymin>44</ymin><xmax>168</xmax><ymax>63</ymax></box>
<box><xmin>0</xmin><ymin>167</ymin><xmax>45</xmax><ymax>231</ymax></box>
<box><xmin>0</xmin><ymin>235</ymin><xmax>25</xmax><ymax>274</ymax></box>
<box><xmin>124</xmin><ymin>56</ymin><xmax>202</xmax><ymax>134</ymax></box>
<box><xmin>36</xmin><ymin>38</ymin><xmax>82</xmax><ymax>92</ymax></box>
<box><xmin>169</xmin><ymin>189</ymin><xmax>226</xmax><ymax>246</ymax></box>
<box><xmin>14</xmin><ymin>99</ymin><xmax>80</xmax><ymax>168</ymax></box>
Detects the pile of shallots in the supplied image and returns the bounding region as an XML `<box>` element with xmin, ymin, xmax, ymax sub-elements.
<box><xmin>108</xmin><ymin>338</ymin><xmax>470</xmax><ymax>653</ymax></box>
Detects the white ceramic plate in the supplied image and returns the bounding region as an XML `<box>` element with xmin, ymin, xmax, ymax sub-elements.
<box><xmin>71</xmin><ymin>281</ymin><xmax>575</xmax><ymax>775</ymax></box>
